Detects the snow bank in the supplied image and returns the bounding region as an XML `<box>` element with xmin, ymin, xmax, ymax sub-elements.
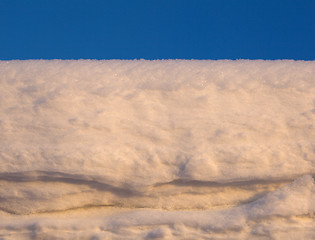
<box><xmin>1</xmin><ymin>175</ymin><xmax>315</xmax><ymax>239</ymax></box>
<box><xmin>0</xmin><ymin>60</ymin><xmax>314</xmax><ymax>239</ymax></box>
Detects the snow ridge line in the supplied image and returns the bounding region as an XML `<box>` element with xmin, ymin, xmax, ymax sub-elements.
<box><xmin>1</xmin><ymin>171</ymin><xmax>314</xmax><ymax>215</ymax></box>
<box><xmin>1</xmin><ymin>170</ymin><xmax>314</xmax><ymax>188</ymax></box>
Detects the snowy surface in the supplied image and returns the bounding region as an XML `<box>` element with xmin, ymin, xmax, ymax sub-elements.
<box><xmin>0</xmin><ymin>60</ymin><xmax>314</xmax><ymax>239</ymax></box>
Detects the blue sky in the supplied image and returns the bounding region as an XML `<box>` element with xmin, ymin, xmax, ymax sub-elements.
<box><xmin>0</xmin><ymin>0</ymin><xmax>314</xmax><ymax>60</ymax></box>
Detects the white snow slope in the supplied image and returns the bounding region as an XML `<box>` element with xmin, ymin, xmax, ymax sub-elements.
<box><xmin>0</xmin><ymin>60</ymin><xmax>314</xmax><ymax>239</ymax></box>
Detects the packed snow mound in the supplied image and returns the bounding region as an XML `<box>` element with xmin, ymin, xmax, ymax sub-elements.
<box><xmin>0</xmin><ymin>60</ymin><xmax>314</xmax><ymax>239</ymax></box>
<box><xmin>1</xmin><ymin>60</ymin><xmax>314</xmax><ymax>188</ymax></box>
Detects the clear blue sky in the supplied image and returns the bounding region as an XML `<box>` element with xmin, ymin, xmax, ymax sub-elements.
<box><xmin>0</xmin><ymin>0</ymin><xmax>314</xmax><ymax>60</ymax></box>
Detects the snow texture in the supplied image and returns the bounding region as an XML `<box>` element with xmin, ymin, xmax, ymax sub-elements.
<box><xmin>0</xmin><ymin>60</ymin><xmax>314</xmax><ymax>239</ymax></box>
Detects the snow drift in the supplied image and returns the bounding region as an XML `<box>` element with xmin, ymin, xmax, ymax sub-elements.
<box><xmin>0</xmin><ymin>60</ymin><xmax>314</xmax><ymax>239</ymax></box>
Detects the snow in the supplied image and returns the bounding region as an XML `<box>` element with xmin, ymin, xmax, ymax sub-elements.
<box><xmin>0</xmin><ymin>60</ymin><xmax>314</xmax><ymax>239</ymax></box>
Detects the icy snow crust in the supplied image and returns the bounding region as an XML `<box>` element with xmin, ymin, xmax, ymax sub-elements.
<box><xmin>0</xmin><ymin>60</ymin><xmax>315</xmax><ymax>239</ymax></box>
